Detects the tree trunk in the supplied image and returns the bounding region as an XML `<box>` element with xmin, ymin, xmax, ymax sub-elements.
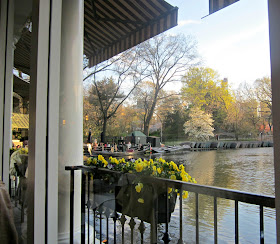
<box><xmin>101</xmin><ymin>117</ymin><xmax>107</xmax><ymax>143</ymax></box>
<box><xmin>143</xmin><ymin>123</ymin><xmax>149</xmax><ymax>136</ymax></box>
<box><xmin>143</xmin><ymin>90</ymin><xmax>159</xmax><ymax>136</ymax></box>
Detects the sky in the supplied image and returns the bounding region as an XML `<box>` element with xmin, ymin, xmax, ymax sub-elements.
<box><xmin>166</xmin><ymin>0</ymin><xmax>271</xmax><ymax>90</ymax></box>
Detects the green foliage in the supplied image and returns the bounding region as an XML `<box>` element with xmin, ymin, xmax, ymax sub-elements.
<box><xmin>181</xmin><ymin>67</ymin><xmax>234</xmax><ymax>131</ymax></box>
<box><xmin>163</xmin><ymin>108</ymin><xmax>189</xmax><ymax>141</ymax></box>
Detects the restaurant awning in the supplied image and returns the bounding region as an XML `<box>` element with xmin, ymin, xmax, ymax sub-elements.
<box><xmin>13</xmin><ymin>75</ymin><xmax>30</xmax><ymax>100</ymax></box>
<box><xmin>84</xmin><ymin>0</ymin><xmax>178</xmax><ymax>67</ymax></box>
<box><xmin>14</xmin><ymin>0</ymin><xmax>178</xmax><ymax>74</ymax></box>
<box><xmin>12</xmin><ymin>113</ymin><xmax>29</xmax><ymax>129</ymax></box>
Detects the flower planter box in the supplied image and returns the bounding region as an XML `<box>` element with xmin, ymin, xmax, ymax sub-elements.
<box><xmin>115</xmin><ymin>183</ymin><xmax>177</xmax><ymax>223</ymax></box>
<box><xmin>87</xmin><ymin>155</ymin><xmax>196</xmax><ymax>224</ymax></box>
<box><xmin>91</xmin><ymin>173</ymin><xmax>177</xmax><ymax>223</ymax></box>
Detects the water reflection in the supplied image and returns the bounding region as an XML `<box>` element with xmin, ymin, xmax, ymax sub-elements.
<box><xmin>150</xmin><ymin>147</ymin><xmax>275</xmax><ymax>243</ymax></box>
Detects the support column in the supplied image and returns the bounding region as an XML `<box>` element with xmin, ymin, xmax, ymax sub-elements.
<box><xmin>28</xmin><ymin>0</ymin><xmax>62</xmax><ymax>243</ymax></box>
<box><xmin>0</xmin><ymin>0</ymin><xmax>14</xmax><ymax>186</ymax></box>
<box><xmin>58</xmin><ymin>0</ymin><xmax>83</xmax><ymax>243</ymax></box>
<box><xmin>0</xmin><ymin>0</ymin><xmax>7</xmax><ymax>182</ymax></box>
<box><xmin>268</xmin><ymin>0</ymin><xmax>280</xmax><ymax>242</ymax></box>
<box><xmin>28</xmin><ymin>0</ymin><xmax>50</xmax><ymax>242</ymax></box>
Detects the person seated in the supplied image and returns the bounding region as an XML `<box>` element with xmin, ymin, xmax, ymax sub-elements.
<box><xmin>93</xmin><ymin>139</ymin><xmax>98</xmax><ymax>150</ymax></box>
<box><xmin>122</xmin><ymin>143</ymin><xmax>126</xmax><ymax>152</ymax></box>
<box><xmin>87</xmin><ymin>143</ymin><xmax>92</xmax><ymax>155</ymax></box>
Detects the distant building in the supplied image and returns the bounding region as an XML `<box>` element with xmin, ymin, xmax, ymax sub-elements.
<box><xmin>127</xmin><ymin>131</ymin><xmax>147</xmax><ymax>145</ymax></box>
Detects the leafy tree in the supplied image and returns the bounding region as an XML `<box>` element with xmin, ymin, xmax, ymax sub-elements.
<box><xmin>155</xmin><ymin>94</ymin><xmax>187</xmax><ymax>141</ymax></box>
<box><xmin>254</xmin><ymin>76</ymin><xmax>272</xmax><ymax>131</ymax></box>
<box><xmin>181</xmin><ymin>67</ymin><xmax>233</xmax><ymax>130</ymax></box>
<box><xmin>238</xmin><ymin>83</ymin><xmax>260</xmax><ymax>133</ymax></box>
<box><xmin>132</xmin><ymin>33</ymin><xmax>199</xmax><ymax>135</ymax></box>
<box><xmin>86</xmin><ymin>76</ymin><xmax>142</xmax><ymax>142</ymax></box>
<box><xmin>224</xmin><ymin>87</ymin><xmax>260</xmax><ymax>140</ymax></box>
<box><xmin>83</xmin><ymin>98</ymin><xmax>101</xmax><ymax>141</ymax></box>
<box><xmin>84</xmin><ymin>47</ymin><xmax>147</xmax><ymax>142</ymax></box>
<box><xmin>184</xmin><ymin>107</ymin><xmax>214</xmax><ymax>141</ymax></box>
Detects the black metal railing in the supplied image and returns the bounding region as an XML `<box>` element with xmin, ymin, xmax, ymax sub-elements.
<box><xmin>65</xmin><ymin>165</ymin><xmax>275</xmax><ymax>244</ymax></box>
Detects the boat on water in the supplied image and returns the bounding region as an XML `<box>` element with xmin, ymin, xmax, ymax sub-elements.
<box><xmin>91</xmin><ymin>149</ymin><xmax>150</xmax><ymax>157</ymax></box>
<box><xmin>83</xmin><ymin>143</ymin><xmax>152</xmax><ymax>158</ymax></box>
<box><xmin>84</xmin><ymin>144</ymin><xmax>191</xmax><ymax>159</ymax></box>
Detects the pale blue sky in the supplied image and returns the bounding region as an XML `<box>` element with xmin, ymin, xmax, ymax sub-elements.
<box><xmin>167</xmin><ymin>0</ymin><xmax>271</xmax><ymax>90</ymax></box>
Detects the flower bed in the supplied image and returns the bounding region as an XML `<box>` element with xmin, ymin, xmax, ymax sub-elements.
<box><xmin>86</xmin><ymin>155</ymin><xmax>196</xmax><ymax>223</ymax></box>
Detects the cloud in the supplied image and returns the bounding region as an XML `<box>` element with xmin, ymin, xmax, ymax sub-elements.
<box><xmin>201</xmin><ymin>23</ymin><xmax>268</xmax><ymax>55</ymax></box>
<box><xmin>178</xmin><ymin>19</ymin><xmax>202</xmax><ymax>27</ymax></box>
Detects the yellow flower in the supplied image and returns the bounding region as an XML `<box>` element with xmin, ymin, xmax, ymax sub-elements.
<box><xmin>157</xmin><ymin>167</ymin><xmax>162</xmax><ymax>174</ymax></box>
<box><xmin>153</xmin><ymin>166</ymin><xmax>157</xmax><ymax>171</ymax></box>
<box><xmin>135</xmin><ymin>162</ymin><xmax>144</xmax><ymax>172</ymax></box>
<box><xmin>135</xmin><ymin>185</ymin><xmax>142</xmax><ymax>193</ymax></box>
<box><xmin>138</xmin><ymin>198</ymin><xmax>144</xmax><ymax>203</ymax></box>
<box><xmin>182</xmin><ymin>175</ymin><xmax>189</xmax><ymax>182</ymax></box>
<box><xmin>102</xmin><ymin>159</ymin><xmax>108</xmax><ymax>167</ymax></box>
<box><xmin>87</xmin><ymin>158</ymin><xmax>92</xmax><ymax>165</ymax></box>
<box><xmin>179</xmin><ymin>164</ymin><xmax>185</xmax><ymax>171</ymax></box>
<box><xmin>181</xmin><ymin>172</ymin><xmax>189</xmax><ymax>182</ymax></box>
<box><xmin>170</xmin><ymin>174</ymin><xmax>176</xmax><ymax>180</ymax></box>
<box><xmin>159</xmin><ymin>158</ymin><xmax>165</xmax><ymax>164</ymax></box>
<box><xmin>135</xmin><ymin>183</ymin><xmax>143</xmax><ymax>193</ymax></box>
<box><xmin>170</xmin><ymin>161</ymin><xmax>179</xmax><ymax>171</ymax></box>
<box><xmin>183</xmin><ymin>191</ymin><xmax>189</xmax><ymax>199</ymax></box>
<box><xmin>98</xmin><ymin>155</ymin><xmax>104</xmax><ymax>161</ymax></box>
<box><xmin>168</xmin><ymin>187</ymin><xmax>172</xmax><ymax>194</ymax></box>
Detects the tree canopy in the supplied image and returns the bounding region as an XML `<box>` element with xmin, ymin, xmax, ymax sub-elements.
<box><xmin>181</xmin><ymin>67</ymin><xmax>233</xmax><ymax>130</ymax></box>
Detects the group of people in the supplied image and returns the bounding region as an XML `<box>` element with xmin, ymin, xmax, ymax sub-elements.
<box><xmin>86</xmin><ymin>140</ymin><xmax>132</xmax><ymax>154</ymax></box>
<box><xmin>86</xmin><ymin>129</ymin><xmax>134</xmax><ymax>154</ymax></box>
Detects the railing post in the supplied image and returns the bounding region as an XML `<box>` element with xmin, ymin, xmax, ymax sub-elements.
<box><xmin>177</xmin><ymin>188</ymin><xmax>183</xmax><ymax>244</ymax></box>
<box><xmin>151</xmin><ymin>185</ymin><xmax>158</xmax><ymax>244</ymax></box>
<box><xmin>260</xmin><ymin>205</ymin><xmax>264</xmax><ymax>244</ymax></box>
<box><xmin>235</xmin><ymin>201</ymin><xmax>239</xmax><ymax>244</ymax></box>
<box><xmin>162</xmin><ymin>186</ymin><xmax>170</xmax><ymax>243</ymax></box>
<box><xmin>81</xmin><ymin>170</ymin><xmax>86</xmax><ymax>244</ymax></box>
<box><xmin>70</xmin><ymin>169</ymin><xmax>74</xmax><ymax>244</ymax></box>
<box><xmin>87</xmin><ymin>173</ymin><xmax>91</xmax><ymax>244</ymax></box>
<box><xmin>196</xmin><ymin>193</ymin><xmax>199</xmax><ymax>244</ymax></box>
<box><xmin>214</xmin><ymin>197</ymin><xmax>217</xmax><ymax>244</ymax></box>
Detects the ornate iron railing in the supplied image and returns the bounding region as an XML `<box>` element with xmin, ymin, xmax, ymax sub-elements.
<box><xmin>65</xmin><ymin>165</ymin><xmax>275</xmax><ymax>244</ymax></box>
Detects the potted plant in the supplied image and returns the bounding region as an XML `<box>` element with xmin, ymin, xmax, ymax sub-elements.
<box><xmin>86</xmin><ymin>155</ymin><xmax>196</xmax><ymax>223</ymax></box>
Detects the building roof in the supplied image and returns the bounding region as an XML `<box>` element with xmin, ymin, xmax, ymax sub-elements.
<box><xmin>12</xmin><ymin>113</ymin><xmax>29</xmax><ymax>129</ymax></box>
<box><xmin>14</xmin><ymin>0</ymin><xmax>178</xmax><ymax>75</ymax></box>
<box><xmin>130</xmin><ymin>131</ymin><xmax>147</xmax><ymax>137</ymax></box>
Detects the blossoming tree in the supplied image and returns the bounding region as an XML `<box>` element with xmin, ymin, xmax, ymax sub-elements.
<box><xmin>184</xmin><ymin>107</ymin><xmax>214</xmax><ymax>141</ymax></box>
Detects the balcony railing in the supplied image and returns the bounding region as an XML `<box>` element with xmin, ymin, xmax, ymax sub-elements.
<box><xmin>65</xmin><ymin>165</ymin><xmax>275</xmax><ymax>244</ymax></box>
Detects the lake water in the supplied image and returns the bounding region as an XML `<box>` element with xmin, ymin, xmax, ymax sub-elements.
<box><xmin>153</xmin><ymin>147</ymin><xmax>276</xmax><ymax>243</ymax></box>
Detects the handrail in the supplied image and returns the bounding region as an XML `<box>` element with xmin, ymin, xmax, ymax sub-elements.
<box><xmin>65</xmin><ymin>165</ymin><xmax>275</xmax><ymax>208</ymax></box>
<box><xmin>65</xmin><ymin>165</ymin><xmax>275</xmax><ymax>244</ymax></box>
